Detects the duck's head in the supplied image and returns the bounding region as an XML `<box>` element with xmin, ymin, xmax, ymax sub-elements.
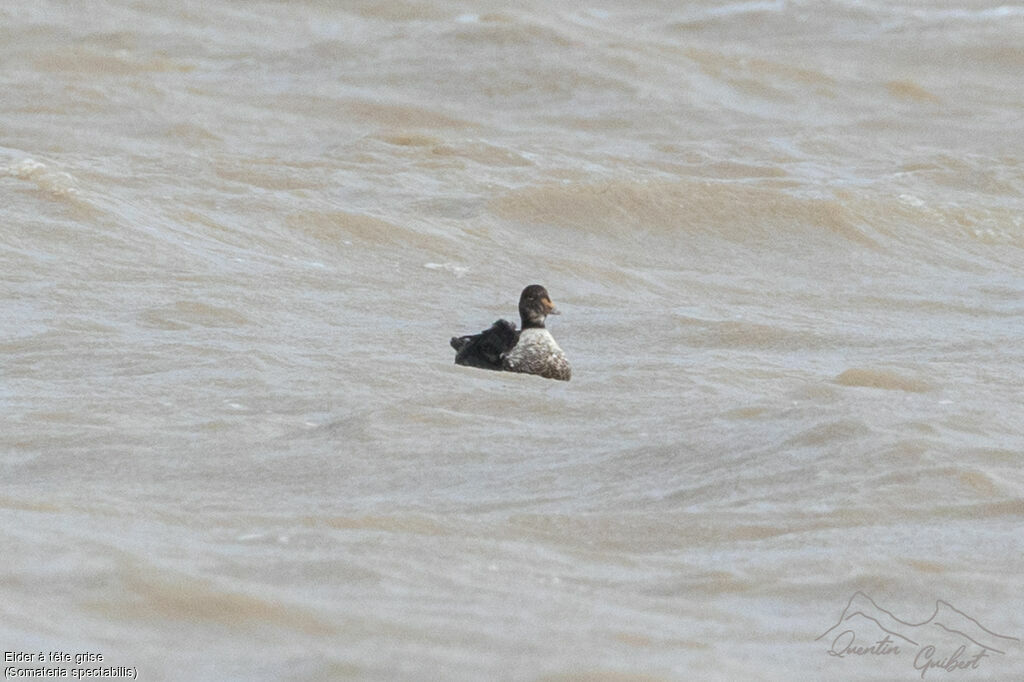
<box><xmin>519</xmin><ymin>284</ymin><xmax>560</xmax><ymax>329</ymax></box>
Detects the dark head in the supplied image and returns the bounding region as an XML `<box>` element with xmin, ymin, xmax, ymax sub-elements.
<box><xmin>518</xmin><ymin>284</ymin><xmax>560</xmax><ymax>329</ymax></box>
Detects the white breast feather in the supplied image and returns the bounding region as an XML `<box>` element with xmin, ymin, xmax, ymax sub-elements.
<box><xmin>503</xmin><ymin>329</ymin><xmax>571</xmax><ymax>381</ymax></box>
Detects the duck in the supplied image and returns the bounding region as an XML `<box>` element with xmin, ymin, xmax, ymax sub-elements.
<box><xmin>450</xmin><ymin>284</ymin><xmax>572</xmax><ymax>381</ymax></box>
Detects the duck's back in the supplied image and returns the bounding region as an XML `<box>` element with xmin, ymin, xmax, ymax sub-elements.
<box><xmin>502</xmin><ymin>328</ymin><xmax>571</xmax><ymax>381</ymax></box>
<box><xmin>451</xmin><ymin>319</ymin><xmax>519</xmax><ymax>370</ymax></box>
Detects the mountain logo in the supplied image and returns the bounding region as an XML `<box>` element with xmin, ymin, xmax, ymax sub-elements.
<box><xmin>817</xmin><ymin>591</ymin><xmax>1019</xmax><ymax>678</ymax></box>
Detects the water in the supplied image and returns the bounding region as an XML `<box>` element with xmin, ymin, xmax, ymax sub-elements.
<box><xmin>2</xmin><ymin>1</ymin><xmax>1023</xmax><ymax>680</ymax></box>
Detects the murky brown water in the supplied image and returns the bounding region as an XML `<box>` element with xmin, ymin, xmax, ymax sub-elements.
<box><xmin>3</xmin><ymin>1</ymin><xmax>1023</xmax><ymax>679</ymax></box>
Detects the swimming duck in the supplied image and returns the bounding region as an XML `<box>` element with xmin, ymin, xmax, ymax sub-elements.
<box><xmin>450</xmin><ymin>284</ymin><xmax>571</xmax><ymax>381</ymax></box>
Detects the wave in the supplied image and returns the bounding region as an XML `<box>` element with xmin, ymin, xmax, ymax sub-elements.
<box><xmin>490</xmin><ymin>178</ymin><xmax>882</xmax><ymax>249</ymax></box>
<box><xmin>88</xmin><ymin>563</ymin><xmax>333</xmax><ymax>635</ymax></box>
<box><xmin>285</xmin><ymin>209</ymin><xmax>458</xmax><ymax>257</ymax></box>
<box><xmin>834</xmin><ymin>367</ymin><xmax>933</xmax><ymax>393</ymax></box>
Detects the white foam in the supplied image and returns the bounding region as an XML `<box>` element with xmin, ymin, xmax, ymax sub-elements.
<box><xmin>424</xmin><ymin>262</ymin><xmax>469</xmax><ymax>277</ymax></box>
<box><xmin>6</xmin><ymin>158</ymin><xmax>80</xmax><ymax>197</ymax></box>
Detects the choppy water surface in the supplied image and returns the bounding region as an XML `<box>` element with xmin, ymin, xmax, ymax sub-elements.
<box><xmin>3</xmin><ymin>1</ymin><xmax>1023</xmax><ymax>680</ymax></box>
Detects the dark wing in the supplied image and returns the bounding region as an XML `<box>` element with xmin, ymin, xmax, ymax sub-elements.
<box><xmin>450</xmin><ymin>319</ymin><xmax>519</xmax><ymax>370</ymax></box>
